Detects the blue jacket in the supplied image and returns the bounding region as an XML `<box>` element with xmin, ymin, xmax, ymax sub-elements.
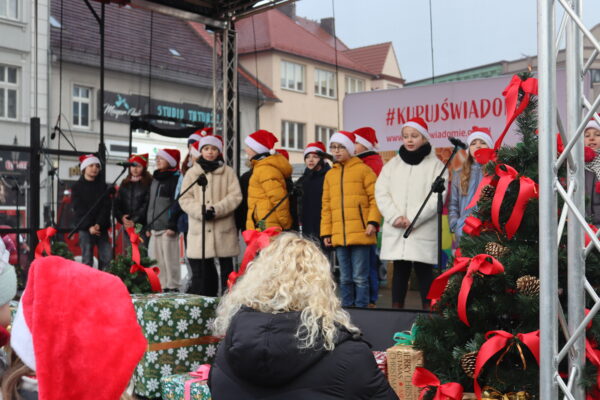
<box><xmin>448</xmin><ymin>162</ymin><xmax>483</xmax><ymax>240</ymax></box>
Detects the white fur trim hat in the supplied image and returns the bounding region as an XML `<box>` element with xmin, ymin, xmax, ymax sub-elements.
<box><xmin>329</xmin><ymin>131</ymin><xmax>356</xmax><ymax>155</ymax></box>
<box><xmin>353</xmin><ymin>127</ymin><xmax>378</xmax><ymax>151</ymax></box>
<box><xmin>199</xmin><ymin>134</ymin><xmax>223</xmax><ymax>153</ymax></box>
<box><xmin>586</xmin><ymin>115</ymin><xmax>600</xmax><ymax>132</ymax></box>
<box><xmin>402</xmin><ymin>117</ymin><xmax>430</xmax><ymax>141</ymax></box>
<box><xmin>304</xmin><ymin>141</ymin><xmax>327</xmax><ymax>158</ymax></box>
<box><xmin>467</xmin><ymin>126</ymin><xmax>494</xmax><ymax>148</ymax></box>
<box><xmin>0</xmin><ymin>238</ymin><xmax>16</xmax><ymax>306</ymax></box>
<box><xmin>156</xmin><ymin>148</ymin><xmax>181</xmax><ymax>168</ymax></box>
<box><xmin>79</xmin><ymin>154</ymin><xmax>101</xmax><ymax>172</ymax></box>
<box><xmin>245</xmin><ymin>130</ymin><xmax>278</xmax><ymax>155</ymax></box>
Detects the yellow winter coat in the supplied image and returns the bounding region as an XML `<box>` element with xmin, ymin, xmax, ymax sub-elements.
<box><xmin>246</xmin><ymin>153</ymin><xmax>293</xmax><ymax>230</ymax></box>
<box><xmin>321</xmin><ymin>156</ymin><xmax>382</xmax><ymax>246</ymax></box>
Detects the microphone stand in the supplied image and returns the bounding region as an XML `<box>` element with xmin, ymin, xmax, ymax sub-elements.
<box><xmin>199</xmin><ymin>174</ymin><xmax>208</xmax><ymax>282</ymax></box>
<box><xmin>403</xmin><ymin>142</ymin><xmax>462</xmax><ymax>273</ymax></box>
<box><xmin>145</xmin><ymin>174</ymin><xmax>207</xmax><ymax>234</ymax></box>
<box><xmin>67</xmin><ymin>165</ymin><xmax>128</xmax><ymax>240</ymax></box>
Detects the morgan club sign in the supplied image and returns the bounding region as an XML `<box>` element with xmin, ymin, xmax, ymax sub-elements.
<box><xmin>101</xmin><ymin>91</ymin><xmax>213</xmax><ymax>124</ymax></box>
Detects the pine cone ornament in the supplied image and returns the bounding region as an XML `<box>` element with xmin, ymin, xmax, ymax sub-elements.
<box><xmin>516</xmin><ymin>275</ymin><xmax>540</xmax><ymax>296</ymax></box>
<box><xmin>460</xmin><ymin>351</ymin><xmax>477</xmax><ymax>378</ymax></box>
<box><xmin>480</xmin><ymin>185</ymin><xmax>495</xmax><ymax>201</ymax></box>
<box><xmin>485</xmin><ymin>242</ymin><xmax>508</xmax><ymax>259</ymax></box>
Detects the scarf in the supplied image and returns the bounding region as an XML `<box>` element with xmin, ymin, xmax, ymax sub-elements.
<box><xmin>398</xmin><ymin>142</ymin><xmax>432</xmax><ymax>165</ymax></box>
<box><xmin>198</xmin><ymin>157</ymin><xmax>223</xmax><ymax>173</ymax></box>
<box><xmin>586</xmin><ymin>149</ymin><xmax>600</xmax><ymax>180</ymax></box>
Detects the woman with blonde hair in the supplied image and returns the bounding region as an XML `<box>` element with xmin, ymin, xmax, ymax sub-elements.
<box><xmin>208</xmin><ymin>233</ymin><xmax>396</xmax><ymax>399</ymax></box>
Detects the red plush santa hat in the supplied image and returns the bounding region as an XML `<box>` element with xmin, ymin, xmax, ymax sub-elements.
<box><xmin>199</xmin><ymin>134</ymin><xmax>224</xmax><ymax>153</ymax></box>
<box><xmin>467</xmin><ymin>126</ymin><xmax>493</xmax><ymax>148</ymax></box>
<box><xmin>329</xmin><ymin>131</ymin><xmax>356</xmax><ymax>155</ymax></box>
<box><xmin>353</xmin><ymin>127</ymin><xmax>379</xmax><ymax>151</ymax></box>
<box><xmin>129</xmin><ymin>153</ymin><xmax>149</xmax><ymax>169</ymax></box>
<box><xmin>188</xmin><ymin>127</ymin><xmax>213</xmax><ymax>144</ymax></box>
<box><xmin>402</xmin><ymin>117</ymin><xmax>430</xmax><ymax>141</ymax></box>
<box><xmin>304</xmin><ymin>141</ymin><xmax>327</xmax><ymax>158</ymax></box>
<box><xmin>156</xmin><ymin>148</ymin><xmax>181</xmax><ymax>168</ymax></box>
<box><xmin>586</xmin><ymin>114</ymin><xmax>600</xmax><ymax>132</ymax></box>
<box><xmin>275</xmin><ymin>149</ymin><xmax>289</xmax><ymax>160</ymax></box>
<box><xmin>11</xmin><ymin>256</ymin><xmax>147</xmax><ymax>400</ymax></box>
<box><xmin>79</xmin><ymin>154</ymin><xmax>101</xmax><ymax>172</ymax></box>
<box><xmin>245</xmin><ymin>130</ymin><xmax>278</xmax><ymax>155</ymax></box>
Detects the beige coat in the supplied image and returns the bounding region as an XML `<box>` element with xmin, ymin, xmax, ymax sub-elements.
<box><xmin>375</xmin><ymin>152</ymin><xmax>447</xmax><ymax>265</ymax></box>
<box><xmin>179</xmin><ymin>162</ymin><xmax>242</xmax><ymax>259</ymax></box>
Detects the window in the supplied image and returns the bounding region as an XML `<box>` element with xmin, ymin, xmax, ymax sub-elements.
<box><xmin>345</xmin><ymin>76</ymin><xmax>365</xmax><ymax>94</ymax></box>
<box><xmin>281</xmin><ymin>120</ymin><xmax>305</xmax><ymax>150</ymax></box>
<box><xmin>315</xmin><ymin>125</ymin><xmax>335</xmax><ymax>144</ymax></box>
<box><xmin>314</xmin><ymin>69</ymin><xmax>336</xmax><ymax>98</ymax></box>
<box><xmin>0</xmin><ymin>0</ymin><xmax>18</xmax><ymax>20</ymax></box>
<box><xmin>0</xmin><ymin>65</ymin><xmax>18</xmax><ymax>120</ymax></box>
<box><xmin>281</xmin><ymin>61</ymin><xmax>305</xmax><ymax>92</ymax></box>
<box><xmin>72</xmin><ymin>85</ymin><xmax>91</xmax><ymax>128</ymax></box>
<box><xmin>592</xmin><ymin>69</ymin><xmax>600</xmax><ymax>83</ymax></box>
<box><xmin>387</xmin><ymin>84</ymin><xmax>399</xmax><ymax>89</ymax></box>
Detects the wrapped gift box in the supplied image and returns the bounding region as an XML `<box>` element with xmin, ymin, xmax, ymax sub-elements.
<box><xmin>386</xmin><ymin>344</ymin><xmax>423</xmax><ymax>400</ymax></box>
<box><xmin>132</xmin><ymin>293</ymin><xmax>220</xmax><ymax>398</ymax></box>
<box><xmin>373</xmin><ymin>351</ymin><xmax>387</xmax><ymax>377</ymax></box>
<box><xmin>161</xmin><ymin>373</ymin><xmax>211</xmax><ymax>400</ymax></box>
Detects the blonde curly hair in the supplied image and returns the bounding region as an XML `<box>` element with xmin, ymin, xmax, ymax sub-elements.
<box><xmin>212</xmin><ymin>232</ymin><xmax>360</xmax><ymax>351</ymax></box>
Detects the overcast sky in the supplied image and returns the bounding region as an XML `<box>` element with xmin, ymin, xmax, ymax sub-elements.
<box><xmin>295</xmin><ymin>0</ymin><xmax>600</xmax><ymax>83</ymax></box>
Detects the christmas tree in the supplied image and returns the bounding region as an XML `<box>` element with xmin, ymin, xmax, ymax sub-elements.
<box><xmin>107</xmin><ymin>244</ymin><xmax>157</xmax><ymax>294</ymax></box>
<box><xmin>413</xmin><ymin>72</ymin><xmax>600</xmax><ymax>398</ymax></box>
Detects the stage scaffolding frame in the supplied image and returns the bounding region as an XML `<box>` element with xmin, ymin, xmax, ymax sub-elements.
<box><xmin>538</xmin><ymin>1</ymin><xmax>600</xmax><ymax>398</ymax></box>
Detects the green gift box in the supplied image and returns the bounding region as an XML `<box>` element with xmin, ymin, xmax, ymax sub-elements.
<box><xmin>161</xmin><ymin>373</ymin><xmax>211</xmax><ymax>400</ymax></box>
<box><xmin>132</xmin><ymin>293</ymin><xmax>220</xmax><ymax>398</ymax></box>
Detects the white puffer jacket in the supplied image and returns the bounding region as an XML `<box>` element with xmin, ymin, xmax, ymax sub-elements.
<box><xmin>375</xmin><ymin>152</ymin><xmax>447</xmax><ymax>264</ymax></box>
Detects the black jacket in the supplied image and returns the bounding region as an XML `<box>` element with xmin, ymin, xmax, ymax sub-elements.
<box><xmin>586</xmin><ymin>169</ymin><xmax>600</xmax><ymax>225</ymax></box>
<box><xmin>146</xmin><ymin>169</ymin><xmax>182</xmax><ymax>231</ymax></box>
<box><xmin>71</xmin><ymin>176</ymin><xmax>111</xmax><ymax>230</ymax></box>
<box><xmin>114</xmin><ymin>180</ymin><xmax>151</xmax><ymax>226</ymax></box>
<box><xmin>208</xmin><ymin>307</ymin><xmax>397</xmax><ymax>400</ymax></box>
<box><xmin>234</xmin><ymin>169</ymin><xmax>253</xmax><ymax>231</ymax></box>
<box><xmin>297</xmin><ymin>164</ymin><xmax>330</xmax><ymax>239</ymax></box>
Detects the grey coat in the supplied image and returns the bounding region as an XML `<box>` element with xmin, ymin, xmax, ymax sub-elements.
<box><xmin>586</xmin><ymin>169</ymin><xmax>600</xmax><ymax>225</ymax></box>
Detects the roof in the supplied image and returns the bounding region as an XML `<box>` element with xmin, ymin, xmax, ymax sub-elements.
<box><xmin>50</xmin><ymin>0</ymin><xmax>272</xmax><ymax>100</ymax></box>
<box><xmin>293</xmin><ymin>16</ymin><xmax>348</xmax><ymax>51</ymax></box>
<box><xmin>234</xmin><ymin>9</ymin><xmax>374</xmax><ymax>76</ymax></box>
<box><xmin>343</xmin><ymin>42</ymin><xmax>392</xmax><ymax>75</ymax></box>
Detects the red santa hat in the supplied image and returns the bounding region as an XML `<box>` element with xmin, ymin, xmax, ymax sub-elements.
<box><xmin>353</xmin><ymin>127</ymin><xmax>378</xmax><ymax>151</ymax></box>
<box><xmin>402</xmin><ymin>117</ymin><xmax>430</xmax><ymax>141</ymax></box>
<box><xmin>79</xmin><ymin>154</ymin><xmax>101</xmax><ymax>172</ymax></box>
<box><xmin>188</xmin><ymin>127</ymin><xmax>213</xmax><ymax>144</ymax></box>
<box><xmin>586</xmin><ymin>114</ymin><xmax>600</xmax><ymax>132</ymax></box>
<box><xmin>329</xmin><ymin>131</ymin><xmax>356</xmax><ymax>155</ymax></box>
<box><xmin>128</xmin><ymin>153</ymin><xmax>149</xmax><ymax>169</ymax></box>
<box><xmin>199</xmin><ymin>134</ymin><xmax>224</xmax><ymax>153</ymax></box>
<box><xmin>156</xmin><ymin>148</ymin><xmax>181</xmax><ymax>168</ymax></box>
<box><xmin>245</xmin><ymin>130</ymin><xmax>278</xmax><ymax>155</ymax></box>
<box><xmin>467</xmin><ymin>126</ymin><xmax>494</xmax><ymax>148</ymax></box>
<box><xmin>304</xmin><ymin>141</ymin><xmax>327</xmax><ymax>158</ymax></box>
<box><xmin>11</xmin><ymin>256</ymin><xmax>147</xmax><ymax>400</ymax></box>
<box><xmin>275</xmin><ymin>149</ymin><xmax>289</xmax><ymax>160</ymax></box>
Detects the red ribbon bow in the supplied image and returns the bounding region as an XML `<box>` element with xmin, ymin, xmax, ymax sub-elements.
<box><xmin>227</xmin><ymin>227</ymin><xmax>281</xmax><ymax>290</ymax></box>
<box><xmin>495</xmin><ymin>76</ymin><xmax>538</xmax><ymax>151</ymax></box>
<box><xmin>35</xmin><ymin>227</ymin><xmax>57</xmax><ymax>258</ymax></box>
<box><xmin>427</xmin><ymin>255</ymin><xmax>504</xmax><ymax>326</ymax></box>
<box><xmin>473</xmin><ymin>330</ymin><xmax>540</xmax><ymax>399</ymax></box>
<box><xmin>184</xmin><ymin>364</ymin><xmax>211</xmax><ymax>400</ymax></box>
<box><xmin>462</xmin><ymin>216</ymin><xmax>484</xmax><ymax>237</ymax></box>
<box><xmin>412</xmin><ymin>367</ymin><xmax>463</xmax><ymax>400</ymax></box>
<box><xmin>126</xmin><ymin>227</ymin><xmax>161</xmax><ymax>292</ymax></box>
<box><xmin>491</xmin><ymin>164</ymin><xmax>538</xmax><ymax>239</ymax></box>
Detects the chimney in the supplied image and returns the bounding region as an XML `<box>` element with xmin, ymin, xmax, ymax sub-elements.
<box><xmin>279</xmin><ymin>3</ymin><xmax>296</xmax><ymax>19</ymax></box>
<box><xmin>320</xmin><ymin>17</ymin><xmax>335</xmax><ymax>36</ymax></box>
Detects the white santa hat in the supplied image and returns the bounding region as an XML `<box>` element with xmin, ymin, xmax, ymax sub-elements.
<box><xmin>402</xmin><ymin>117</ymin><xmax>430</xmax><ymax>141</ymax></box>
<box><xmin>467</xmin><ymin>126</ymin><xmax>494</xmax><ymax>148</ymax></box>
<box><xmin>79</xmin><ymin>154</ymin><xmax>101</xmax><ymax>172</ymax></box>
<box><xmin>329</xmin><ymin>131</ymin><xmax>356</xmax><ymax>155</ymax></box>
<box><xmin>245</xmin><ymin>130</ymin><xmax>278</xmax><ymax>155</ymax></box>
<box><xmin>586</xmin><ymin>115</ymin><xmax>600</xmax><ymax>132</ymax></box>
<box><xmin>11</xmin><ymin>256</ymin><xmax>147</xmax><ymax>400</ymax></box>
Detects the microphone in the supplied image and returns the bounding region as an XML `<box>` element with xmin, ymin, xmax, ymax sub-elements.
<box><xmin>116</xmin><ymin>161</ymin><xmax>136</xmax><ymax>167</ymax></box>
<box><xmin>50</xmin><ymin>126</ymin><xmax>57</xmax><ymax>140</ymax></box>
<box><xmin>449</xmin><ymin>137</ymin><xmax>467</xmax><ymax>149</ymax></box>
<box><xmin>196</xmin><ymin>173</ymin><xmax>208</xmax><ymax>187</ymax></box>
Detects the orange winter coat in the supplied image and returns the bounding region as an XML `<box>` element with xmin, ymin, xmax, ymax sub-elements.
<box><xmin>246</xmin><ymin>153</ymin><xmax>293</xmax><ymax>230</ymax></box>
<box><xmin>320</xmin><ymin>157</ymin><xmax>382</xmax><ymax>247</ymax></box>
